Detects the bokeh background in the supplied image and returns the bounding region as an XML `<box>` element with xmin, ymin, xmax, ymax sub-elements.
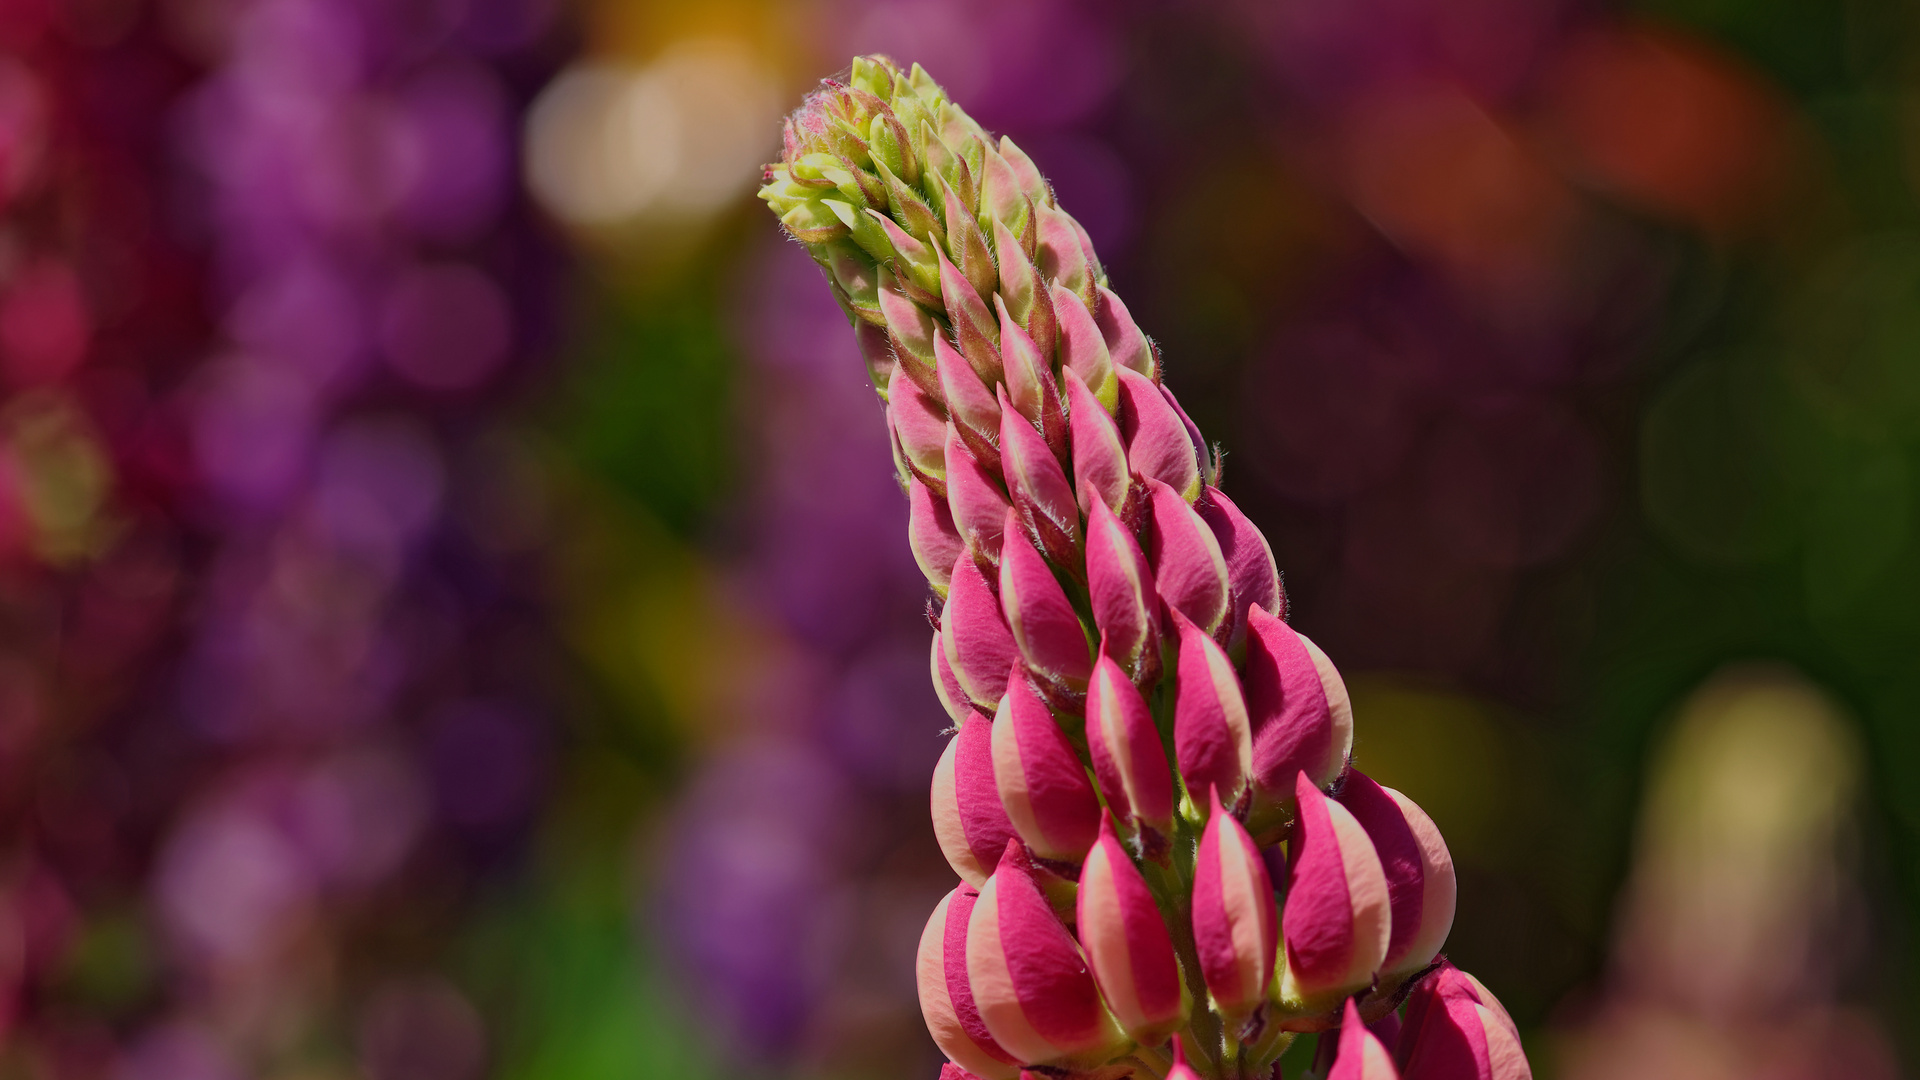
<box><xmin>0</xmin><ymin>0</ymin><xmax>1916</xmax><ymax>1077</ymax></box>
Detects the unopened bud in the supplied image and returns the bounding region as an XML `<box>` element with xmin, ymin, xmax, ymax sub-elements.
<box><xmin>1330</xmin><ymin>998</ymin><xmax>1400</xmax><ymax>1080</ymax></box>
<box><xmin>1086</xmin><ymin>652</ymin><xmax>1175</xmax><ymax>837</ymax></box>
<box><xmin>1195</xmin><ymin>488</ymin><xmax>1282</xmax><ymax>656</ymax></box>
<box><xmin>879</xmin><ymin>271</ymin><xmax>942</xmax><ymax>399</ymax></box>
<box><xmin>1084</xmin><ymin>497</ymin><xmax>1161</xmax><ymax>683</ymax></box>
<box><xmin>931</xmin><ymin>711</ymin><xmax>1019</xmax><ymax>886</ymax></box>
<box><xmin>1065</xmin><ymin>368</ymin><xmax>1129</xmax><ymax>517</ymax></box>
<box><xmin>1036</xmin><ymin>203</ymin><xmax>1097</xmax><ymax>310</ymax></box>
<box><xmin>946</xmin><ymin>425</ymin><xmax>1010</xmax><ymax>561</ymax></box>
<box><xmin>1078</xmin><ymin>812</ymin><xmax>1189</xmax><ymax>1044</ymax></box>
<box><xmin>1095</xmin><ymin>285</ymin><xmax>1157</xmax><ymax>380</ymax></box>
<box><xmin>992</xmin><ymin>671</ymin><xmax>1100</xmax><ymax>863</ymax></box>
<box><xmin>995</xmin><ymin>295</ymin><xmax>1067</xmax><ymax>460</ymax></box>
<box><xmin>937</xmin><ymin>241</ymin><xmax>1002</xmax><ymax>384</ymax></box>
<box><xmin>944</xmin><ymin>548</ymin><xmax>1018</xmax><ymax>709</ymax></box>
<box><xmin>1245</xmin><ymin>606</ymin><xmax>1351</xmax><ymax>812</ymax></box>
<box><xmin>1052</xmin><ymin>282</ymin><xmax>1115</xmax><ymax>411</ymax></box>
<box><xmin>998</xmin><ymin>388</ymin><xmax>1078</xmax><ymax>568</ymax></box>
<box><xmin>891</xmin><ymin>383</ymin><xmax>949</xmax><ymax>490</ymax></box>
<box><xmin>1397</xmin><ymin>964</ymin><xmax>1530</xmax><ymax>1080</ymax></box>
<box><xmin>919</xmin><ymin>884</ymin><xmax>1023</xmax><ymax>1080</ymax></box>
<box><xmin>1118</xmin><ymin>368</ymin><xmax>1201</xmax><ymax>502</ymax></box>
<box><xmin>999</xmin><ymin>513</ymin><xmax>1093</xmax><ymax>693</ymax></box>
<box><xmin>936</xmin><ymin>171</ymin><xmax>1000</xmax><ymax>302</ymax></box>
<box><xmin>1338</xmin><ymin>771</ymin><xmax>1455</xmax><ymax>983</ymax></box>
<box><xmin>1170</xmin><ymin>608</ymin><xmax>1254</xmax><ymax>820</ymax></box>
<box><xmin>938</xmin><ymin>334</ymin><xmax>1002</xmax><ymax>470</ymax></box>
<box><xmin>1192</xmin><ymin>788</ymin><xmax>1278</xmax><ymax>1025</ymax></box>
<box><xmin>1279</xmin><ymin>774</ymin><xmax>1390</xmax><ymax>1009</ymax></box>
<box><xmin>997</xmin><ymin>136</ymin><xmax>1051</xmax><ymax>208</ymax></box>
<box><xmin>933</xmin><ymin>626</ymin><xmax>972</xmax><ymax>724</ymax></box>
<box><xmin>910</xmin><ymin>477</ymin><xmax>964</xmax><ymax>594</ymax></box>
<box><xmin>994</xmin><ymin>218</ymin><xmax>1056</xmax><ymax>361</ymax></box>
<box><xmin>1145</xmin><ymin>478</ymin><xmax>1231</xmax><ymax>638</ymax></box>
<box><xmin>969</xmin><ymin>841</ymin><xmax>1129</xmax><ymax>1067</ymax></box>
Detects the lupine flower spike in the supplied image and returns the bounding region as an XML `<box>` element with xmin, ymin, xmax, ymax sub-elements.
<box><xmin>761</xmin><ymin>53</ymin><xmax>1533</xmax><ymax>1080</ymax></box>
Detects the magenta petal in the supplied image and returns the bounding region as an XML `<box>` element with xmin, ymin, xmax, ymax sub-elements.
<box><xmin>933</xmin><ymin>627</ymin><xmax>972</xmax><ymax>724</ymax></box>
<box><xmin>891</xmin><ymin>382</ymin><xmax>950</xmax><ymax>486</ymax></box>
<box><xmin>1397</xmin><ymin>964</ymin><xmax>1528</xmax><ymax>1080</ymax></box>
<box><xmin>1145</xmin><ymin>478</ymin><xmax>1230</xmax><ymax>637</ymax></box>
<box><xmin>1095</xmin><ymin>285</ymin><xmax>1156</xmax><ymax>380</ymax></box>
<box><xmin>1337</xmin><ymin>771</ymin><xmax>1426</xmax><ymax>970</ymax></box>
<box><xmin>993</xmin><ymin>672</ymin><xmax>1100</xmax><ymax>862</ymax></box>
<box><xmin>1077</xmin><ymin>813</ymin><xmax>1184</xmax><ymax>1042</ymax></box>
<box><xmin>946</xmin><ymin>425</ymin><xmax>1010</xmax><ymax>562</ymax></box>
<box><xmin>939</xmin><ymin>334</ymin><xmax>1003</xmax><ymax>468</ymax></box>
<box><xmin>999</xmin><ymin>387</ymin><xmax>1078</xmax><ymax>563</ymax></box>
<box><xmin>1118</xmin><ymin>368</ymin><xmax>1200</xmax><ymax>501</ymax></box>
<box><xmin>932</xmin><ymin>710</ymin><xmax>1019</xmax><ymax>885</ymax></box>
<box><xmin>1051</xmin><ymin>282</ymin><xmax>1114</xmax><ymax>406</ymax></box>
<box><xmin>1084</xmin><ymin>496</ymin><xmax>1160</xmax><ymax>680</ymax></box>
<box><xmin>1170</xmin><ymin>607</ymin><xmax>1252</xmax><ymax>811</ymax></box>
<box><xmin>1281</xmin><ymin>773</ymin><xmax>1390</xmax><ymax>1001</ymax></box>
<box><xmin>944</xmin><ymin>550</ymin><xmax>1018</xmax><ymax>709</ymax></box>
<box><xmin>971</xmin><ymin>840</ymin><xmax>1117</xmax><ymax>1060</ymax></box>
<box><xmin>1330</xmin><ymin>999</ymin><xmax>1400</xmax><ymax>1080</ymax></box>
<box><xmin>1066</xmin><ymin>367</ymin><xmax>1129</xmax><ymax>515</ymax></box>
<box><xmin>910</xmin><ymin>478</ymin><xmax>965</xmax><ymax>593</ymax></box>
<box><xmin>1191</xmin><ymin>788</ymin><xmax>1277</xmax><ymax>1019</ymax></box>
<box><xmin>1196</xmin><ymin>487</ymin><xmax>1282</xmax><ymax>651</ymax></box>
<box><xmin>1085</xmin><ymin>653</ymin><xmax>1175</xmax><ymax>835</ymax></box>
<box><xmin>996</xmin><ymin>294</ymin><xmax>1066</xmax><ymax>457</ymax></box>
<box><xmin>937</xmin><ymin>245</ymin><xmax>1003</xmax><ymax>385</ymax></box>
<box><xmin>919</xmin><ymin>885</ymin><xmax>1020</xmax><ymax>1077</ymax></box>
<box><xmin>1245</xmin><ymin>606</ymin><xmax>1343</xmax><ymax>795</ymax></box>
<box><xmin>998</xmin><ymin>514</ymin><xmax>1093</xmax><ymax>691</ymax></box>
<box><xmin>1161</xmin><ymin>383</ymin><xmax>1212</xmax><ymax>487</ymax></box>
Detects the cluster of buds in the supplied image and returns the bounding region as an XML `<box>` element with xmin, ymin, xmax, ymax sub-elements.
<box><xmin>761</xmin><ymin>56</ymin><xmax>1533</xmax><ymax>1080</ymax></box>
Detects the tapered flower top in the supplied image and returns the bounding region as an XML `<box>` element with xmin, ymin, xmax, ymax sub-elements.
<box><xmin>761</xmin><ymin>54</ymin><xmax>1529</xmax><ymax>1080</ymax></box>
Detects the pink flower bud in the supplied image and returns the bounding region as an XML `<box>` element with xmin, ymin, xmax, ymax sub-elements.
<box><xmin>1165</xmin><ymin>1035</ymin><xmax>1203</xmax><ymax>1080</ymax></box>
<box><xmin>1161</xmin><ymin>384</ymin><xmax>1214</xmax><ymax>488</ymax></box>
<box><xmin>978</xmin><ymin>147</ymin><xmax>1034</xmax><ymax>245</ymax></box>
<box><xmin>933</xmin><ymin>627</ymin><xmax>973</xmax><ymax>725</ymax></box>
<box><xmin>1337</xmin><ymin>771</ymin><xmax>1455</xmax><ymax>980</ymax></box>
<box><xmin>1195</xmin><ymin>487</ymin><xmax>1283</xmax><ymax>655</ymax></box>
<box><xmin>932</xmin><ymin>711</ymin><xmax>1019</xmax><ymax>886</ymax></box>
<box><xmin>994</xmin><ymin>218</ymin><xmax>1056</xmax><ymax>361</ymax></box>
<box><xmin>995</xmin><ymin>295</ymin><xmax>1067</xmax><ymax>460</ymax></box>
<box><xmin>939</xmin><ymin>1065</ymin><xmax>984</xmax><ymax>1080</ymax></box>
<box><xmin>1118</xmin><ymin>368</ymin><xmax>1201</xmax><ymax>501</ymax></box>
<box><xmin>968</xmin><ymin>841</ymin><xmax>1128</xmax><ymax>1067</ymax></box>
<box><xmin>997</xmin><ymin>136</ymin><xmax>1051</xmax><ymax>209</ymax></box>
<box><xmin>939</xmin><ymin>334</ymin><xmax>1002</xmax><ymax>471</ymax></box>
<box><xmin>1330</xmin><ymin>999</ymin><xmax>1401</xmax><ymax>1080</ymax></box>
<box><xmin>1170</xmin><ymin>607</ymin><xmax>1253</xmax><ymax>812</ymax></box>
<box><xmin>936</xmin><ymin>244</ymin><xmax>1002</xmax><ymax>385</ymax></box>
<box><xmin>878</xmin><ymin>271</ymin><xmax>941</xmax><ymax>399</ymax></box>
<box><xmin>918</xmin><ymin>884</ymin><xmax>1023</xmax><ymax>1080</ymax></box>
<box><xmin>991</xmin><ymin>671</ymin><xmax>1100</xmax><ymax>863</ymax></box>
<box><xmin>1077</xmin><ymin>812</ymin><xmax>1187</xmax><ymax>1044</ymax></box>
<box><xmin>937</xmin><ymin>171</ymin><xmax>1001</xmax><ymax>305</ymax></box>
<box><xmin>890</xmin><ymin>382</ymin><xmax>950</xmax><ymax>492</ymax></box>
<box><xmin>1051</xmin><ymin>282</ymin><xmax>1115</xmax><ymax>411</ymax></box>
<box><xmin>998</xmin><ymin>387</ymin><xmax>1078</xmax><ymax>567</ymax></box>
<box><xmin>998</xmin><ymin>513</ymin><xmax>1093</xmax><ymax>693</ymax></box>
<box><xmin>858</xmin><ymin>320</ymin><xmax>898</xmax><ymax>397</ymax></box>
<box><xmin>910</xmin><ymin>477</ymin><xmax>965</xmax><ymax>595</ymax></box>
<box><xmin>944</xmin><ymin>549</ymin><xmax>1018</xmax><ymax>709</ymax></box>
<box><xmin>946</xmin><ymin>425</ymin><xmax>1009</xmax><ymax>562</ymax></box>
<box><xmin>1146</xmin><ymin>478</ymin><xmax>1231</xmax><ymax>640</ymax></box>
<box><xmin>1084</xmin><ymin>497</ymin><xmax>1160</xmax><ymax>681</ymax></box>
<box><xmin>1397</xmin><ymin>964</ymin><xmax>1530</xmax><ymax>1080</ymax></box>
<box><xmin>1192</xmin><ymin>788</ymin><xmax>1277</xmax><ymax>1023</ymax></box>
<box><xmin>869</xmin><ymin>207</ymin><xmax>943</xmax><ymax>305</ymax></box>
<box><xmin>1037</xmin><ymin>203</ymin><xmax>1096</xmax><ymax>310</ymax></box>
<box><xmin>1280</xmin><ymin>774</ymin><xmax>1391</xmax><ymax>1007</ymax></box>
<box><xmin>1085</xmin><ymin>652</ymin><xmax>1175</xmax><ymax>837</ymax></box>
<box><xmin>1065</xmin><ymin>368</ymin><xmax>1129</xmax><ymax>517</ymax></box>
<box><xmin>1245</xmin><ymin>606</ymin><xmax>1352</xmax><ymax>804</ymax></box>
<box><xmin>1095</xmin><ymin>285</ymin><xmax>1157</xmax><ymax>380</ymax></box>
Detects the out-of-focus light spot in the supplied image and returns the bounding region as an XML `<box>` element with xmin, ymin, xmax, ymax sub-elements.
<box><xmin>0</xmin><ymin>260</ymin><xmax>90</xmax><ymax>386</ymax></box>
<box><xmin>156</xmin><ymin>800</ymin><xmax>314</xmax><ymax>966</ymax></box>
<box><xmin>426</xmin><ymin>700</ymin><xmax>545</xmax><ymax>830</ymax></box>
<box><xmin>189</xmin><ymin>356</ymin><xmax>318</xmax><ymax>509</ymax></box>
<box><xmin>1341</xmin><ymin>678</ymin><xmax>1515</xmax><ymax>861</ymax></box>
<box><xmin>1418</xmin><ymin>396</ymin><xmax>1602</xmax><ymax>569</ymax></box>
<box><xmin>356</xmin><ymin>977</ymin><xmax>487</xmax><ymax>1080</ymax></box>
<box><xmin>225</xmin><ymin>261</ymin><xmax>367</xmax><ymax>386</ymax></box>
<box><xmin>524</xmin><ymin>39</ymin><xmax>779</xmax><ymax>231</ymax></box>
<box><xmin>0</xmin><ymin>392</ymin><xmax>114</xmax><ymax>565</ymax></box>
<box><xmin>1341</xmin><ymin>82</ymin><xmax>1581</xmax><ymax>311</ymax></box>
<box><xmin>309</xmin><ymin>416</ymin><xmax>445</xmax><ymax>558</ymax></box>
<box><xmin>0</xmin><ymin>58</ymin><xmax>47</xmax><ymax>205</ymax></box>
<box><xmin>115</xmin><ymin>1022</ymin><xmax>241</xmax><ymax>1080</ymax></box>
<box><xmin>1544</xmin><ymin>24</ymin><xmax>1794</xmax><ymax>235</ymax></box>
<box><xmin>391</xmin><ymin>61</ymin><xmax>509</xmax><ymax>242</ymax></box>
<box><xmin>379</xmin><ymin>262</ymin><xmax>512</xmax><ymax>391</ymax></box>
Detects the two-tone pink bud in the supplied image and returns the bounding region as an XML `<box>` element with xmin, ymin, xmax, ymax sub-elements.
<box><xmin>946</xmin><ymin>425</ymin><xmax>1009</xmax><ymax>563</ymax></box>
<box><xmin>1279</xmin><ymin>774</ymin><xmax>1391</xmax><ymax>1008</ymax></box>
<box><xmin>1171</xmin><ymin>609</ymin><xmax>1254</xmax><ymax>815</ymax></box>
<box><xmin>932</xmin><ymin>711</ymin><xmax>1019</xmax><ymax>886</ymax></box>
<box><xmin>998</xmin><ymin>515</ymin><xmax>1092</xmax><ymax>694</ymax></box>
<box><xmin>1195</xmin><ymin>487</ymin><xmax>1283</xmax><ymax>656</ymax></box>
<box><xmin>1085</xmin><ymin>495</ymin><xmax>1160</xmax><ymax>681</ymax></box>
<box><xmin>966</xmin><ymin>841</ymin><xmax>1128</xmax><ymax>1068</ymax></box>
<box><xmin>1076</xmin><ymin>813</ymin><xmax>1188</xmax><ymax>1044</ymax></box>
<box><xmin>942</xmin><ymin>548</ymin><xmax>1018</xmax><ymax>710</ymax></box>
<box><xmin>1245</xmin><ymin>605</ymin><xmax>1352</xmax><ymax>820</ymax></box>
<box><xmin>1330</xmin><ymin>998</ymin><xmax>1400</xmax><ymax>1080</ymax></box>
<box><xmin>1065</xmin><ymin>368</ymin><xmax>1129</xmax><ymax>516</ymax></box>
<box><xmin>918</xmin><ymin>884</ymin><xmax>1022</xmax><ymax>1080</ymax></box>
<box><xmin>1337</xmin><ymin>771</ymin><xmax>1455</xmax><ymax>982</ymax></box>
<box><xmin>999</xmin><ymin>387</ymin><xmax>1078</xmax><ymax>567</ymax></box>
<box><xmin>1085</xmin><ymin>653</ymin><xmax>1175</xmax><ymax>837</ymax></box>
<box><xmin>991</xmin><ymin>670</ymin><xmax>1101</xmax><ymax>863</ymax></box>
<box><xmin>910</xmin><ymin>477</ymin><xmax>964</xmax><ymax>595</ymax></box>
<box><xmin>1118</xmin><ymin>367</ymin><xmax>1200</xmax><ymax>501</ymax></box>
<box><xmin>1191</xmin><ymin>788</ymin><xmax>1277</xmax><ymax>1025</ymax></box>
<box><xmin>1397</xmin><ymin>964</ymin><xmax>1531</xmax><ymax>1080</ymax></box>
<box><xmin>1146</xmin><ymin>478</ymin><xmax>1230</xmax><ymax>639</ymax></box>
